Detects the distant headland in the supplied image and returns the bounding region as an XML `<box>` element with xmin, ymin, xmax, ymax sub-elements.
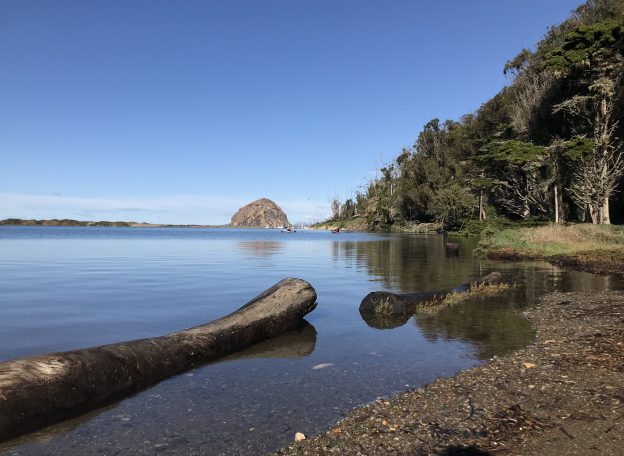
<box><xmin>0</xmin><ymin>198</ymin><xmax>292</xmax><ymax>228</ymax></box>
<box><xmin>0</xmin><ymin>218</ymin><xmax>191</xmax><ymax>228</ymax></box>
<box><xmin>0</xmin><ymin>218</ymin><xmax>237</xmax><ymax>228</ymax></box>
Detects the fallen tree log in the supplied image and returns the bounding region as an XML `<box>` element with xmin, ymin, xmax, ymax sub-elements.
<box><xmin>359</xmin><ymin>272</ymin><xmax>503</xmax><ymax>320</ymax></box>
<box><xmin>0</xmin><ymin>278</ymin><xmax>317</xmax><ymax>442</ymax></box>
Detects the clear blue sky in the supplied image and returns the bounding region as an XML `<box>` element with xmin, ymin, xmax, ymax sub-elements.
<box><xmin>1</xmin><ymin>0</ymin><xmax>583</xmax><ymax>224</ymax></box>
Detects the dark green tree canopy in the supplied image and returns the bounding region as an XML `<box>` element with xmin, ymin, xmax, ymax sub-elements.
<box><xmin>547</xmin><ymin>20</ymin><xmax>623</xmax><ymax>72</ymax></box>
<box><xmin>478</xmin><ymin>141</ymin><xmax>548</xmax><ymax>165</ymax></box>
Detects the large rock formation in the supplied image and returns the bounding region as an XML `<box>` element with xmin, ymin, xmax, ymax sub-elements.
<box><xmin>230</xmin><ymin>198</ymin><xmax>290</xmax><ymax>227</ymax></box>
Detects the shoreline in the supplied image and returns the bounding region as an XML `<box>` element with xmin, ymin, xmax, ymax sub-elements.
<box><xmin>0</xmin><ymin>219</ymin><xmax>223</xmax><ymax>228</ymax></box>
<box><xmin>477</xmin><ymin>224</ymin><xmax>624</xmax><ymax>277</ymax></box>
<box><xmin>276</xmin><ymin>290</ymin><xmax>624</xmax><ymax>455</ymax></box>
<box><xmin>0</xmin><ymin>220</ymin><xmax>293</xmax><ymax>229</ymax></box>
<box><xmin>486</xmin><ymin>249</ymin><xmax>624</xmax><ymax>277</ymax></box>
<box><xmin>310</xmin><ymin>219</ymin><xmax>442</xmax><ymax>234</ymax></box>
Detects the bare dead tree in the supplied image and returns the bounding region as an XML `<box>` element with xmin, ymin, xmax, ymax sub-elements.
<box><xmin>330</xmin><ymin>198</ymin><xmax>341</xmax><ymax>220</ymax></box>
<box><xmin>510</xmin><ymin>72</ymin><xmax>555</xmax><ymax>135</ymax></box>
<box><xmin>569</xmin><ymin>95</ymin><xmax>623</xmax><ymax>224</ymax></box>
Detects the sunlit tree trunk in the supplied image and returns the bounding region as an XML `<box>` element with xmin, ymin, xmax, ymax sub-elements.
<box><xmin>588</xmin><ymin>202</ymin><xmax>599</xmax><ymax>224</ymax></box>
<box><xmin>601</xmin><ymin>198</ymin><xmax>610</xmax><ymax>224</ymax></box>
<box><xmin>478</xmin><ymin>191</ymin><xmax>487</xmax><ymax>220</ymax></box>
<box><xmin>557</xmin><ymin>185</ymin><xmax>565</xmax><ymax>223</ymax></box>
<box><xmin>554</xmin><ymin>186</ymin><xmax>559</xmax><ymax>224</ymax></box>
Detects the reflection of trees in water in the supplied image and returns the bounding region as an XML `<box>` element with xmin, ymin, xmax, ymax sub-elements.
<box><xmin>412</xmin><ymin>266</ymin><xmax>623</xmax><ymax>360</ymax></box>
<box><xmin>333</xmin><ymin>236</ymin><xmax>480</xmax><ymax>293</ymax></box>
<box><xmin>347</xmin><ymin>235</ymin><xmax>624</xmax><ymax>360</ymax></box>
<box><xmin>414</xmin><ymin>294</ymin><xmax>534</xmax><ymax>360</ymax></box>
<box><xmin>237</xmin><ymin>241</ymin><xmax>284</xmax><ymax>257</ymax></box>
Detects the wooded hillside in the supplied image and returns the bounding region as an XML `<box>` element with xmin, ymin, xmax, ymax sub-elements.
<box><xmin>331</xmin><ymin>0</ymin><xmax>624</xmax><ymax>231</ymax></box>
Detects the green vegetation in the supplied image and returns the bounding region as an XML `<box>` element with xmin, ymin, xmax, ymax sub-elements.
<box><xmin>443</xmin><ymin>283</ymin><xmax>513</xmax><ymax>304</ymax></box>
<box><xmin>389</xmin><ymin>221</ymin><xmax>442</xmax><ymax>234</ymax></box>
<box><xmin>418</xmin><ymin>282</ymin><xmax>515</xmax><ymax>312</ymax></box>
<box><xmin>478</xmin><ymin>223</ymin><xmax>624</xmax><ymax>275</ymax></box>
<box><xmin>311</xmin><ymin>215</ymin><xmax>369</xmax><ymax>231</ymax></box>
<box><xmin>374</xmin><ymin>298</ymin><xmax>394</xmax><ymax>316</ymax></box>
<box><xmin>478</xmin><ymin>223</ymin><xmax>624</xmax><ymax>257</ymax></box>
<box><xmin>328</xmin><ymin>0</ymin><xmax>624</xmax><ymax>232</ymax></box>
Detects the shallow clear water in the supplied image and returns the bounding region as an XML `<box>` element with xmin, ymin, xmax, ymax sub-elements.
<box><xmin>0</xmin><ymin>226</ymin><xmax>622</xmax><ymax>455</ymax></box>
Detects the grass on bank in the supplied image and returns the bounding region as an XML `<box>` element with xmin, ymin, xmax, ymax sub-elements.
<box><xmin>440</xmin><ymin>282</ymin><xmax>514</xmax><ymax>306</ymax></box>
<box><xmin>417</xmin><ymin>282</ymin><xmax>514</xmax><ymax>314</ymax></box>
<box><xmin>478</xmin><ymin>223</ymin><xmax>624</xmax><ymax>259</ymax></box>
<box><xmin>374</xmin><ymin>298</ymin><xmax>394</xmax><ymax>315</ymax></box>
<box><xmin>311</xmin><ymin>216</ymin><xmax>369</xmax><ymax>231</ymax></box>
<box><xmin>311</xmin><ymin>217</ymin><xmax>441</xmax><ymax>233</ymax></box>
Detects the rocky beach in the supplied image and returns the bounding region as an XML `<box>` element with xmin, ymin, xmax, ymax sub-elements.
<box><xmin>277</xmin><ymin>290</ymin><xmax>624</xmax><ymax>455</ymax></box>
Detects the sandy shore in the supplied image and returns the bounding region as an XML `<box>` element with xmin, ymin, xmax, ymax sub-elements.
<box><xmin>276</xmin><ymin>291</ymin><xmax>624</xmax><ymax>455</ymax></box>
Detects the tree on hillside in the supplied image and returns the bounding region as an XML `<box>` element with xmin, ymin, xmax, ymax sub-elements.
<box><xmin>341</xmin><ymin>198</ymin><xmax>356</xmax><ymax>219</ymax></box>
<box><xmin>478</xmin><ymin>140</ymin><xmax>553</xmax><ymax>219</ymax></box>
<box><xmin>330</xmin><ymin>198</ymin><xmax>341</xmax><ymax>220</ymax></box>
<box><xmin>509</xmin><ymin>72</ymin><xmax>556</xmax><ymax>137</ymax></box>
<box><xmin>428</xmin><ymin>183</ymin><xmax>476</xmax><ymax>230</ymax></box>
<box><xmin>547</xmin><ymin>20</ymin><xmax>624</xmax><ymax>223</ymax></box>
<box><xmin>567</xmin><ymin>94</ymin><xmax>623</xmax><ymax>223</ymax></box>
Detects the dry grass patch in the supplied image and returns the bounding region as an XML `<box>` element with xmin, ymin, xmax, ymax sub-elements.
<box><xmin>441</xmin><ymin>282</ymin><xmax>514</xmax><ymax>306</ymax></box>
<box><xmin>480</xmin><ymin>223</ymin><xmax>624</xmax><ymax>276</ymax></box>
<box><xmin>482</xmin><ymin>223</ymin><xmax>624</xmax><ymax>257</ymax></box>
<box><xmin>416</xmin><ymin>282</ymin><xmax>514</xmax><ymax>312</ymax></box>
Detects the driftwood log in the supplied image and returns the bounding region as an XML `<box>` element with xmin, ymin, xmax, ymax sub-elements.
<box><xmin>0</xmin><ymin>278</ymin><xmax>317</xmax><ymax>442</ymax></box>
<box><xmin>360</xmin><ymin>272</ymin><xmax>503</xmax><ymax>321</ymax></box>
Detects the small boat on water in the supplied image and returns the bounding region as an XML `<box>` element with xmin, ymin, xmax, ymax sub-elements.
<box><xmin>281</xmin><ymin>227</ymin><xmax>297</xmax><ymax>233</ymax></box>
<box><xmin>331</xmin><ymin>228</ymin><xmax>340</xmax><ymax>234</ymax></box>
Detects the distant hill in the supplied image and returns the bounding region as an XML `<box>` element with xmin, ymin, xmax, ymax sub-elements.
<box><xmin>0</xmin><ymin>218</ymin><xmax>143</xmax><ymax>227</ymax></box>
<box><xmin>230</xmin><ymin>198</ymin><xmax>290</xmax><ymax>227</ymax></box>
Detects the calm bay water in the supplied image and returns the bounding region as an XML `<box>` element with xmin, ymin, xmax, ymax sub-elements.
<box><xmin>0</xmin><ymin>226</ymin><xmax>622</xmax><ymax>455</ymax></box>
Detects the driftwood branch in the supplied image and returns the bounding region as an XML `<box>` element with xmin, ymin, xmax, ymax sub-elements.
<box><xmin>359</xmin><ymin>272</ymin><xmax>503</xmax><ymax>329</ymax></box>
<box><xmin>0</xmin><ymin>278</ymin><xmax>317</xmax><ymax>441</ymax></box>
